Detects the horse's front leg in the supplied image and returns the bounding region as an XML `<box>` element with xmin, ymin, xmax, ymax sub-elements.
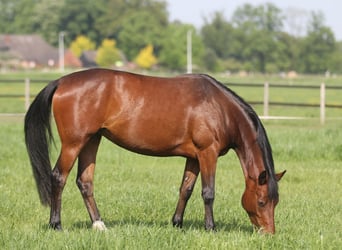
<box><xmin>76</xmin><ymin>134</ymin><xmax>106</xmax><ymax>230</ymax></box>
<box><xmin>172</xmin><ymin>158</ymin><xmax>199</xmax><ymax>228</ymax></box>
<box><xmin>197</xmin><ymin>148</ymin><xmax>218</xmax><ymax>231</ymax></box>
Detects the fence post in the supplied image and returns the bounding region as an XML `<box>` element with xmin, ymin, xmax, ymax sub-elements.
<box><xmin>263</xmin><ymin>82</ymin><xmax>269</xmax><ymax>117</ymax></box>
<box><xmin>320</xmin><ymin>83</ymin><xmax>325</xmax><ymax>125</ymax></box>
<box><xmin>25</xmin><ymin>78</ymin><xmax>30</xmax><ymax>111</ymax></box>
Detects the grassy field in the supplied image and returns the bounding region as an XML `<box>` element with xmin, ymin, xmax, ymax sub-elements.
<box><xmin>0</xmin><ymin>115</ymin><xmax>341</xmax><ymax>249</ymax></box>
<box><xmin>0</xmin><ymin>70</ymin><xmax>341</xmax><ymax>249</ymax></box>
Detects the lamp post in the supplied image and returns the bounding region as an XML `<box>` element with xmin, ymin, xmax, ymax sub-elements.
<box><xmin>59</xmin><ymin>32</ymin><xmax>65</xmax><ymax>73</ymax></box>
<box><xmin>187</xmin><ymin>30</ymin><xmax>192</xmax><ymax>74</ymax></box>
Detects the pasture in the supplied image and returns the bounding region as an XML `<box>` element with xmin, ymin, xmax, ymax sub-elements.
<box><xmin>0</xmin><ymin>71</ymin><xmax>342</xmax><ymax>249</ymax></box>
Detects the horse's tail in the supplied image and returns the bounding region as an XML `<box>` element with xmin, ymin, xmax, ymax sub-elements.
<box><xmin>24</xmin><ymin>80</ymin><xmax>60</xmax><ymax>206</ymax></box>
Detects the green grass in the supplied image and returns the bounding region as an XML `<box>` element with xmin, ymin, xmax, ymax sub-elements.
<box><xmin>0</xmin><ymin>117</ymin><xmax>341</xmax><ymax>249</ymax></box>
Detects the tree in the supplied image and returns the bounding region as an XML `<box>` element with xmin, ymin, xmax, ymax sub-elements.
<box><xmin>231</xmin><ymin>3</ymin><xmax>285</xmax><ymax>72</ymax></box>
<box><xmin>201</xmin><ymin>12</ymin><xmax>239</xmax><ymax>60</ymax></box>
<box><xmin>58</xmin><ymin>0</ymin><xmax>104</xmax><ymax>45</ymax></box>
<box><xmin>159</xmin><ymin>23</ymin><xmax>204</xmax><ymax>71</ymax></box>
<box><xmin>232</xmin><ymin>3</ymin><xmax>284</xmax><ymax>33</ymax></box>
<box><xmin>134</xmin><ymin>44</ymin><xmax>157</xmax><ymax>69</ymax></box>
<box><xmin>1</xmin><ymin>0</ymin><xmax>341</xmax><ymax>73</ymax></box>
<box><xmin>96</xmin><ymin>39</ymin><xmax>121</xmax><ymax>67</ymax></box>
<box><xmin>32</xmin><ymin>0</ymin><xmax>65</xmax><ymax>45</ymax></box>
<box><xmin>329</xmin><ymin>41</ymin><xmax>342</xmax><ymax>73</ymax></box>
<box><xmin>0</xmin><ymin>0</ymin><xmax>14</xmax><ymax>33</ymax></box>
<box><xmin>300</xmin><ymin>12</ymin><xmax>336</xmax><ymax>73</ymax></box>
<box><xmin>0</xmin><ymin>0</ymin><xmax>37</xmax><ymax>33</ymax></box>
<box><xmin>69</xmin><ymin>35</ymin><xmax>96</xmax><ymax>57</ymax></box>
<box><xmin>95</xmin><ymin>0</ymin><xmax>168</xmax><ymax>40</ymax></box>
<box><xmin>273</xmin><ymin>32</ymin><xmax>301</xmax><ymax>72</ymax></box>
<box><xmin>117</xmin><ymin>10</ymin><xmax>168</xmax><ymax>61</ymax></box>
<box><xmin>202</xmin><ymin>48</ymin><xmax>220</xmax><ymax>72</ymax></box>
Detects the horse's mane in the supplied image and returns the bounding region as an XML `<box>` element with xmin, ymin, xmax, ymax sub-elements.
<box><xmin>199</xmin><ymin>74</ymin><xmax>279</xmax><ymax>201</ymax></box>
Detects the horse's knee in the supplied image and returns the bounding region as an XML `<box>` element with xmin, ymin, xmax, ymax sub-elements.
<box><xmin>202</xmin><ymin>187</ymin><xmax>215</xmax><ymax>204</ymax></box>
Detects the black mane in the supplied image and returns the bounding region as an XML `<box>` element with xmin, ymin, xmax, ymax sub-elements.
<box><xmin>200</xmin><ymin>74</ymin><xmax>279</xmax><ymax>200</ymax></box>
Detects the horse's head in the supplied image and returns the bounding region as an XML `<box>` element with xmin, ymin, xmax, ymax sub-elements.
<box><xmin>241</xmin><ymin>170</ymin><xmax>286</xmax><ymax>234</ymax></box>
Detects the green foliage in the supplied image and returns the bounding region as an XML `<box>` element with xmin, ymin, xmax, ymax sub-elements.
<box><xmin>117</xmin><ymin>10</ymin><xmax>167</xmax><ymax>61</ymax></box>
<box><xmin>96</xmin><ymin>39</ymin><xmax>121</xmax><ymax>67</ymax></box>
<box><xmin>58</xmin><ymin>0</ymin><xmax>103</xmax><ymax>45</ymax></box>
<box><xmin>70</xmin><ymin>35</ymin><xmax>96</xmax><ymax>57</ymax></box>
<box><xmin>134</xmin><ymin>45</ymin><xmax>157</xmax><ymax>69</ymax></box>
<box><xmin>0</xmin><ymin>0</ymin><xmax>342</xmax><ymax>73</ymax></box>
<box><xmin>159</xmin><ymin>24</ymin><xmax>204</xmax><ymax>71</ymax></box>
<box><xmin>299</xmin><ymin>12</ymin><xmax>336</xmax><ymax>73</ymax></box>
<box><xmin>31</xmin><ymin>0</ymin><xmax>65</xmax><ymax>45</ymax></box>
<box><xmin>230</xmin><ymin>3</ymin><xmax>285</xmax><ymax>72</ymax></box>
<box><xmin>202</xmin><ymin>12</ymin><xmax>238</xmax><ymax>59</ymax></box>
<box><xmin>0</xmin><ymin>0</ymin><xmax>36</xmax><ymax>33</ymax></box>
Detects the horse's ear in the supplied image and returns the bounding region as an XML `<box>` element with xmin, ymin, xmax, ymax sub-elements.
<box><xmin>275</xmin><ymin>170</ymin><xmax>286</xmax><ymax>181</ymax></box>
<box><xmin>258</xmin><ymin>170</ymin><xmax>267</xmax><ymax>185</ymax></box>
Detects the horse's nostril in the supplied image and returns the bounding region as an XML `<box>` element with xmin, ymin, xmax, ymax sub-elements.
<box><xmin>257</xmin><ymin>200</ymin><xmax>266</xmax><ymax>207</ymax></box>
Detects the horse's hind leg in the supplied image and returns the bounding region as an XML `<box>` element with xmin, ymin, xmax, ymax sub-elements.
<box><xmin>172</xmin><ymin>158</ymin><xmax>200</xmax><ymax>228</ymax></box>
<box><xmin>76</xmin><ymin>133</ymin><xmax>106</xmax><ymax>230</ymax></box>
<box><xmin>50</xmin><ymin>145</ymin><xmax>80</xmax><ymax>230</ymax></box>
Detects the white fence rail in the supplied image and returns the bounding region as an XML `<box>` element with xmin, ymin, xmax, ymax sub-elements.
<box><xmin>224</xmin><ymin>82</ymin><xmax>342</xmax><ymax>124</ymax></box>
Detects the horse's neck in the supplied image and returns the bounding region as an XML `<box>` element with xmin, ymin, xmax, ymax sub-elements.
<box><xmin>233</xmin><ymin>123</ymin><xmax>264</xmax><ymax>181</ymax></box>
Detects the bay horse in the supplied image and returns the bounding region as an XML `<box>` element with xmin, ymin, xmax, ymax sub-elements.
<box><xmin>24</xmin><ymin>68</ymin><xmax>285</xmax><ymax>233</ymax></box>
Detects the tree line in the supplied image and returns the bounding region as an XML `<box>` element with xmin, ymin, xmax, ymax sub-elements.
<box><xmin>1</xmin><ymin>0</ymin><xmax>341</xmax><ymax>73</ymax></box>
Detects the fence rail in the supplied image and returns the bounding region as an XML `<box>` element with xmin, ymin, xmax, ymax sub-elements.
<box><xmin>1</xmin><ymin>78</ymin><xmax>341</xmax><ymax>124</ymax></box>
<box><xmin>225</xmin><ymin>82</ymin><xmax>342</xmax><ymax>124</ymax></box>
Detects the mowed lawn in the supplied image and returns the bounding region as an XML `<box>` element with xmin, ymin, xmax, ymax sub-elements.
<box><xmin>0</xmin><ymin>116</ymin><xmax>341</xmax><ymax>249</ymax></box>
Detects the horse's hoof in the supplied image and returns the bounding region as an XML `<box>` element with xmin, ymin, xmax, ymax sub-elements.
<box><xmin>49</xmin><ymin>222</ymin><xmax>62</xmax><ymax>231</ymax></box>
<box><xmin>172</xmin><ymin>214</ymin><xmax>183</xmax><ymax>228</ymax></box>
<box><xmin>92</xmin><ymin>220</ymin><xmax>107</xmax><ymax>231</ymax></box>
<box><xmin>205</xmin><ymin>224</ymin><xmax>216</xmax><ymax>232</ymax></box>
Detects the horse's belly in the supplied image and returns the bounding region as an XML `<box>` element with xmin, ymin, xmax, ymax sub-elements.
<box><xmin>101</xmin><ymin>120</ymin><xmax>196</xmax><ymax>157</ymax></box>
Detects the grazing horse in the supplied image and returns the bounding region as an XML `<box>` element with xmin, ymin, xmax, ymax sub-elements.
<box><xmin>24</xmin><ymin>68</ymin><xmax>285</xmax><ymax>233</ymax></box>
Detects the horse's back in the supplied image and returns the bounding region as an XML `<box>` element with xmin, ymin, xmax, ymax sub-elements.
<box><xmin>52</xmin><ymin>69</ymin><xmax>229</xmax><ymax>157</ymax></box>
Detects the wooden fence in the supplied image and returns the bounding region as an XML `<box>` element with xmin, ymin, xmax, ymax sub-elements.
<box><xmin>227</xmin><ymin>82</ymin><xmax>342</xmax><ymax>124</ymax></box>
<box><xmin>1</xmin><ymin>79</ymin><xmax>342</xmax><ymax>124</ymax></box>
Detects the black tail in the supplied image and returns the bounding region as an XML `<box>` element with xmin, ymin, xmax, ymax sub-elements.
<box><xmin>24</xmin><ymin>80</ymin><xmax>60</xmax><ymax>206</ymax></box>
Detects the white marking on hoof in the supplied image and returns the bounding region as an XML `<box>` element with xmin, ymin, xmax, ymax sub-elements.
<box><xmin>92</xmin><ymin>220</ymin><xmax>107</xmax><ymax>231</ymax></box>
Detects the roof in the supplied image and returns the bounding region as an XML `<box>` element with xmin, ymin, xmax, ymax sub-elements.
<box><xmin>0</xmin><ymin>34</ymin><xmax>58</xmax><ymax>66</ymax></box>
<box><xmin>80</xmin><ymin>50</ymin><xmax>98</xmax><ymax>67</ymax></box>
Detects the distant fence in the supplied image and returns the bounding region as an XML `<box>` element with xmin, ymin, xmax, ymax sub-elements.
<box><xmin>1</xmin><ymin>79</ymin><xmax>342</xmax><ymax>124</ymax></box>
<box><xmin>225</xmin><ymin>82</ymin><xmax>342</xmax><ymax>124</ymax></box>
<box><xmin>0</xmin><ymin>78</ymin><xmax>48</xmax><ymax>111</ymax></box>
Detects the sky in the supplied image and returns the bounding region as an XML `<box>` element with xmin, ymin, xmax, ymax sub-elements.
<box><xmin>167</xmin><ymin>0</ymin><xmax>342</xmax><ymax>40</ymax></box>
